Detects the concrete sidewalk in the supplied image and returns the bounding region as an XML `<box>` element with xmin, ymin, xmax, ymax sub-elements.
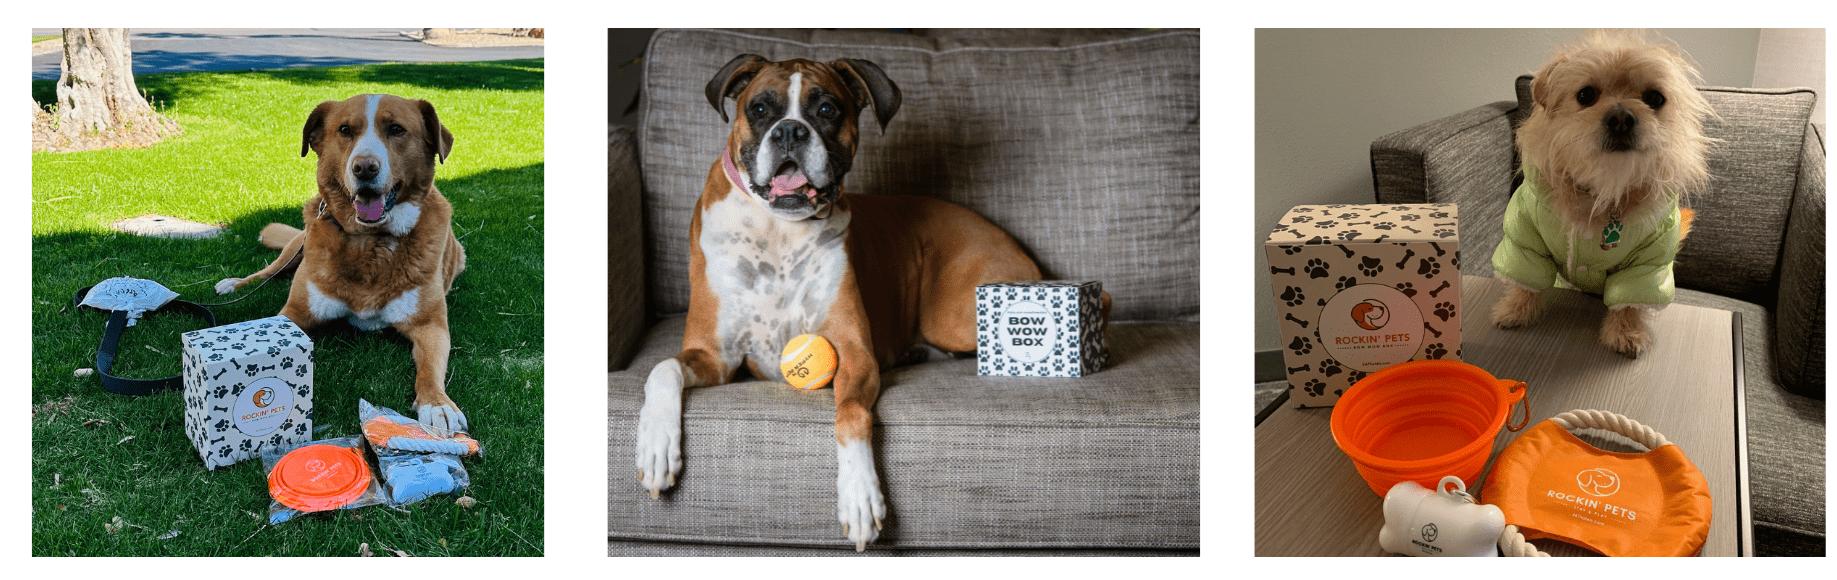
<box><xmin>32</xmin><ymin>28</ymin><xmax>543</xmax><ymax>80</ymax></box>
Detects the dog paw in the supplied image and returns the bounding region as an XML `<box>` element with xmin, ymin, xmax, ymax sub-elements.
<box><xmin>1601</xmin><ymin>307</ymin><xmax>1653</xmax><ymax>358</ymax></box>
<box><xmin>1491</xmin><ymin>287</ymin><xmax>1541</xmax><ymax>329</ymax></box>
<box><xmin>214</xmin><ymin>278</ymin><xmax>244</xmax><ymax>295</ymax></box>
<box><xmin>636</xmin><ymin>360</ymin><xmax>686</xmax><ymax>498</ymax></box>
<box><xmin>415</xmin><ymin>397</ymin><xmax>469</xmax><ymax>433</ymax></box>
<box><xmin>837</xmin><ymin>440</ymin><xmax>887</xmax><ymax>552</ymax></box>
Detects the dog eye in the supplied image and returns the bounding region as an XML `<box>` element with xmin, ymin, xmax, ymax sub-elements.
<box><xmin>1576</xmin><ymin>87</ymin><xmax>1599</xmax><ymax>107</ymax></box>
<box><xmin>337</xmin><ymin>124</ymin><xmax>351</xmax><ymax>136</ymax></box>
<box><xmin>817</xmin><ymin>103</ymin><xmax>837</xmax><ymax>118</ymax></box>
<box><xmin>387</xmin><ymin>124</ymin><xmax>406</xmax><ymax>136</ymax></box>
<box><xmin>750</xmin><ymin>102</ymin><xmax>768</xmax><ymax>117</ymax></box>
<box><xmin>1642</xmin><ymin>90</ymin><xmax>1666</xmax><ymax>110</ymax></box>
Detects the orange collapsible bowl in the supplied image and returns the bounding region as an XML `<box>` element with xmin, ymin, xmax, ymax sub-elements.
<box><xmin>1330</xmin><ymin>360</ymin><xmax>1528</xmax><ymax>496</ymax></box>
<box><xmin>268</xmin><ymin>444</ymin><xmax>372</xmax><ymax>512</ymax></box>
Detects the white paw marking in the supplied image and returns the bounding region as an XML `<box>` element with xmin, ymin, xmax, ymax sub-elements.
<box><xmin>214</xmin><ymin>278</ymin><xmax>243</xmax><ymax>295</ymax></box>
<box><xmin>416</xmin><ymin>402</ymin><xmax>468</xmax><ymax>433</ymax></box>
<box><xmin>837</xmin><ymin>439</ymin><xmax>887</xmax><ymax>550</ymax></box>
<box><xmin>636</xmin><ymin>359</ymin><xmax>687</xmax><ymax>496</ymax></box>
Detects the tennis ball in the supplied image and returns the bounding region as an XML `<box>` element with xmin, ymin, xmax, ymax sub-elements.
<box><xmin>780</xmin><ymin>334</ymin><xmax>837</xmax><ymax>390</ymax></box>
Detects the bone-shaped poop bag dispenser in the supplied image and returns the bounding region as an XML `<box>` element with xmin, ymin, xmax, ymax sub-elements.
<box><xmin>1379</xmin><ymin>476</ymin><xmax>1505</xmax><ymax>557</ymax></box>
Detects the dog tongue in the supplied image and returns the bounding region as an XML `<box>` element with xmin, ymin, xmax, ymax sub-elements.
<box><xmin>769</xmin><ymin>173</ymin><xmax>809</xmax><ymax>199</ymax></box>
<box><xmin>355</xmin><ymin>198</ymin><xmax>386</xmax><ymax>221</ymax></box>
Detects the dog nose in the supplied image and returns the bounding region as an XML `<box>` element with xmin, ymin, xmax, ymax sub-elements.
<box><xmin>1603</xmin><ymin>106</ymin><xmax>1637</xmax><ymax>137</ymax></box>
<box><xmin>772</xmin><ymin>122</ymin><xmax>809</xmax><ymax>151</ymax></box>
<box><xmin>351</xmin><ymin>154</ymin><xmax>381</xmax><ymax>182</ymax></box>
<box><xmin>1602</xmin><ymin>105</ymin><xmax>1638</xmax><ymax>151</ymax></box>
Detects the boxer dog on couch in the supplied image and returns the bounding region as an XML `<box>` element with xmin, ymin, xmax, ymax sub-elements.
<box><xmin>216</xmin><ymin>94</ymin><xmax>468</xmax><ymax>432</ymax></box>
<box><xmin>634</xmin><ymin>55</ymin><xmax>1105</xmax><ymax>551</ymax></box>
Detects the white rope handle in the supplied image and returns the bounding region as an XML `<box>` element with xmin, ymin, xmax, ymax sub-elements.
<box><xmin>1496</xmin><ymin>409</ymin><xmax>1673</xmax><ymax>557</ymax></box>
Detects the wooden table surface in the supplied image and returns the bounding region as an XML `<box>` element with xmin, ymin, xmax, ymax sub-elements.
<box><xmin>1255</xmin><ymin>275</ymin><xmax>1747</xmax><ymax>556</ymax></box>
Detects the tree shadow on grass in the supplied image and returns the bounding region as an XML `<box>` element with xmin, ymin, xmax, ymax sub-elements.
<box><xmin>31</xmin><ymin>59</ymin><xmax>544</xmax><ymax>112</ymax></box>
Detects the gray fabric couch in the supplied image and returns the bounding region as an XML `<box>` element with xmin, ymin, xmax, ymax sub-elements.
<box><xmin>1371</xmin><ymin>75</ymin><xmax>1825</xmax><ymax>556</ymax></box>
<box><xmin>608</xmin><ymin>29</ymin><xmax>1199</xmax><ymax>555</ymax></box>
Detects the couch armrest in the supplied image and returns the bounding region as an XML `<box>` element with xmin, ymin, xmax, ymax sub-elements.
<box><xmin>609</xmin><ymin>124</ymin><xmax>647</xmax><ymax>370</ymax></box>
<box><xmin>1370</xmin><ymin>101</ymin><xmax>1519</xmax><ymax>277</ymax></box>
<box><xmin>1773</xmin><ymin>123</ymin><xmax>1825</xmax><ymax>398</ymax></box>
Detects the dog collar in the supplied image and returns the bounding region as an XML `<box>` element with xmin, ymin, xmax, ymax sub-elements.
<box><xmin>721</xmin><ymin>148</ymin><xmax>832</xmax><ymax>220</ymax></box>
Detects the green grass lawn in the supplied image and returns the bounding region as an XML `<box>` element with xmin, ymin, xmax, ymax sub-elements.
<box><xmin>31</xmin><ymin>59</ymin><xmax>544</xmax><ymax>556</ymax></box>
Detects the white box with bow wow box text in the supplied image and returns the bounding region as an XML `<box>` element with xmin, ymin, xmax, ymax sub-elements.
<box><xmin>1265</xmin><ymin>204</ymin><xmax>1461</xmax><ymax>407</ymax></box>
<box><xmin>181</xmin><ymin>316</ymin><xmax>315</xmax><ymax>470</ymax></box>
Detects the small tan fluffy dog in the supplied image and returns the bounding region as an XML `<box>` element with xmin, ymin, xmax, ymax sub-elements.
<box><xmin>1491</xmin><ymin>30</ymin><xmax>1713</xmax><ymax>357</ymax></box>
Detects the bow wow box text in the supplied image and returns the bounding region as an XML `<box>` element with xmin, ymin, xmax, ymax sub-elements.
<box><xmin>181</xmin><ymin>316</ymin><xmax>315</xmax><ymax>470</ymax></box>
<box><xmin>1265</xmin><ymin>204</ymin><xmax>1461</xmax><ymax>407</ymax></box>
<box><xmin>977</xmin><ymin>280</ymin><xmax>1107</xmax><ymax>377</ymax></box>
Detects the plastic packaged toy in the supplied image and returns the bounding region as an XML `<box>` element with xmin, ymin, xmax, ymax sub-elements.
<box><xmin>360</xmin><ymin>399</ymin><xmax>482</xmax><ymax>457</ymax></box>
<box><xmin>359</xmin><ymin>399</ymin><xmax>475</xmax><ymax>507</ymax></box>
<box><xmin>261</xmin><ymin>436</ymin><xmax>383</xmax><ymax>524</ymax></box>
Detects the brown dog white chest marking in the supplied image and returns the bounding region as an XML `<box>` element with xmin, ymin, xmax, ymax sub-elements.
<box><xmin>633</xmin><ymin>56</ymin><xmax>1093</xmax><ymax>551</ymax></box>
<box><xmin>217</xmin><ymin>94</ymin><xmax>469</xmax><ymax>432</ymax></box>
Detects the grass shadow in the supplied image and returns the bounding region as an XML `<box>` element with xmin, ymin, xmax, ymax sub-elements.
<box><xmin>33</xmin><ymin>59</ymin><xmax>544</xmax><ymax>113</ymax></box>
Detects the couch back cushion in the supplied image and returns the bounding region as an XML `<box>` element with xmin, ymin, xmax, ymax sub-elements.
<box><xmin>637</xmin><ymin>29</ymin><xmax>1200</xmax><ymax>322</ymax></box>
<box><xmin>1513</xmin><ymin>76</ymin><xmax>1816</xmax><ymax>304</ymax></box>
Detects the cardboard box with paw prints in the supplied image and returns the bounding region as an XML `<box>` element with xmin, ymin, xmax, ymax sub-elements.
<box><xmin>181</xmin><ymin>316</ymin><xmax>315</xmax><ymax>470</ymax></box>
<box><xmin>1265</xmin><ymin>204</ymin><xmax>1461</xmax><ymax>407</ymax></box>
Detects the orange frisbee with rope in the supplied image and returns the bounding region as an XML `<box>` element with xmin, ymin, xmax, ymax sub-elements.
<box><xmin>267</xmin><ymin>444</ymin><xmax>372</xmax><ymax>512</ymax></box>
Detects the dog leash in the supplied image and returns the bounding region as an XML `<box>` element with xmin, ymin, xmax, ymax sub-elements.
<box><xmin>73</xmin><ymin>246</ymin><xmax>305</xmax><ymax>396</ymax></box>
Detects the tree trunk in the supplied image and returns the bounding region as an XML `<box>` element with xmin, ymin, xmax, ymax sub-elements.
<box><xmin>36</xmin><ymin>28</ymin><xmax>178</xmax><ymax>152</ymax></box>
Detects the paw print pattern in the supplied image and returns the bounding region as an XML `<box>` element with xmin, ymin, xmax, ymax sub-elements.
<box><xmin>1291</xmin><ymin>215</ymin><xmax>1313</xmax><ymax>224</ymax></box>
<box><xmin>1418</xmin><ymin>256</ymin><xmax>1441</xmax><ymax>278</ymax></box>
<box><xmin>1336</xmin><ymin>230</ymin><xmax>1361</xmax><ymax>241</ymax></box>
<box><xmin>1433</xmin><ymin>302</ymin><xmax>1456</xmax><ymax>322</ymax></box>
<box><xmin>1305</xmin><ymin>258</ymin><xmax>1330</xmax><ymax>279</ymax></box>
<box><xmin>1346</xmin><ymin>369</ymin><xmax>1368</xmax><ymax>385</ymax></box>
<box><xmin>1288</xmin><ymin>336</ymin><xmax>1313</xmax><ymax>356</ymax></box>
<box><xmin>1373</xmin><ymin>222</ymin><xmax>1395</xmax><ymax>230</ymax></box>
<box><xmin>1424</xmin><ymin>343</ymin><xmax>1449</xmax><ymax>359</ymax></box>
<box><xmin>1319</xmin><ymin>359</ymin><xmax>1343</xmax><ymax>378</ymax></box>
<box><xmin>1399</xmin><ymin>214</ymin><xmax>1420</xmax><ymax>221</ymax></box>
<box><xmin>1281</xmin><ymin>286</ymin><xmax>1306</xmax><ymax>307</ymax></box>
<box><xmin>1335</xmin><ymin>276</ymin><xmax>1359</xmax><ymax>291</ymax></box>
<box><xmin>1283</xmin><ymin>245</ymin><xmax>1304</xmax><ymax>255</ymax></box>
<box><xmin>1396</xmin><ymin>282</ymin><xmax>1416</xmax><ymax>297</ymax></box>
<box><xmin>1359</xmin><ymin>256</ymin><xmax>1383</xmax><ymax>277</ymax></box>
<box><xmin>1303</xmin><ymin>379</ymin><xmax>1327</xmax><ymax>397</ymax></box>
<box><xmin>1434</xmin><ymin>228</ymin><xmax>1455</xmax><ymax>239</ymax></box>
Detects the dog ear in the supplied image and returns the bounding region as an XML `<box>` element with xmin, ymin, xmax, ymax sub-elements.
<box><xmin>1528</xmin><ymin>56</ymin><xmax>1567</xmax><ymax>111</ymax></box>
<box><xmin>831</xmin><ymin>58</ymin><xmax>901</xmax><ymax>133</ymax></box>
<box><xmin>416</xmin><ymin>99</ymin><xmax>455</xmax><ymax>164</ymax></box>
<box><xmin>301</xmin><ymin>100</ymin><xmax>337</xmax><ymax>157</ymax></box>
<box><xmin>706</xmin><ymin>54</ymin><xmax>769</xmax><ymax>124</ymax></box>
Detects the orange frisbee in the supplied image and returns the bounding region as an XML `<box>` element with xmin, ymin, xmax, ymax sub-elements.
<box><xmin>268</xmin><ymin>444</ymin><xmax>372</xmax><ymax>512</ymax></box>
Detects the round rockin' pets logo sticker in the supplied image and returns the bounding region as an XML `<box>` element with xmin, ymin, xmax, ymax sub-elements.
<box><xmin>1321</xmin><ymin>284</ymin><xmax>1424</xmax><ymax>371</ymax></box>
<box><xmin>997</xmin><ymin>300</ymin><xmax>1058</xmax><ymax>363</ymax></box>
<box><xmin>233</xmin><ymin>376</ymin><xmax>293</xmax><ymax>437</ymax></box>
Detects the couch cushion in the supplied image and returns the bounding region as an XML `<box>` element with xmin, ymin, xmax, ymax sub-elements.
<box><xmin>636</xmin><ymin>29</ymin><xmax>1200</xmax><ymax>322</ymax></box>
<box><xmin>1511</xmin><ymin>77</ymin><xmax>1817</xmax><ymax>306</ymax></box>
<box><xmin>608</xmin><ymin>315</ymin><xmax>1199</xmax><ymax>550</ymax></box>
